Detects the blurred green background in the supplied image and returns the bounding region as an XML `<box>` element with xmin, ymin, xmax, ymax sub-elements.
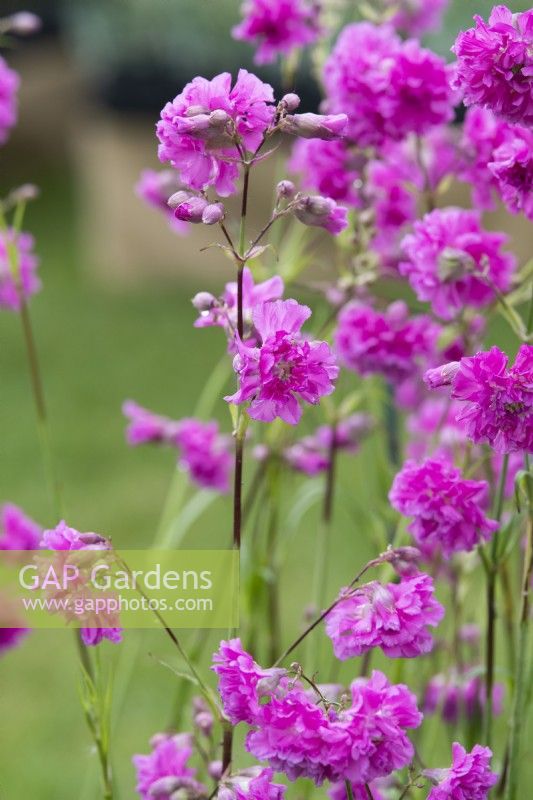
<box><xmin>0</xmin><ymin>0</ymin><xmax>530</xmax><ymax>797</ymax></box>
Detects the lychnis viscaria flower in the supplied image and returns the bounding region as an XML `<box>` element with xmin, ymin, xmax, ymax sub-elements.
<box><xmin>289</xmin><ymin>139</ymin><xmax>363</xmax><ymax>206</ymax></box>
<box><xmin>324</xmin><ymin>23</ymin><xmax>455</xmax><ymax>146</ymax></box>
<box><xmin>425</xmin><ymin>345</ymin><xmax>533</xmax><ymax>453</ymax></box>
<box><xmin>280</xmin><ymin>413</ymin><xmax>372</xmax><ymax>476</ymax></box>
<box><xmin>0</xmin><ymin>55</ymin><xmax>19</xmax><ymax>145</ymax></box>
<box><xmin>325</xmin><ymin>571</ymin><xmax>444</xmax><ymax>659</ymax></box>
<box><xmin>226</xmin><ymin>299</ymin><xmax>338</xmax><ymax>424</ymax></box>
<box><xmin>389</xmin><ymin>457</ymin><xmax>498</xmax><ymax>558</ymax></box>
<box><xmin>232</xmin><ymin>0</ymin><xmax>321</xmax><ymax>64</ymax></box>
<box><xmin>334</xmin><ymin>301</ymin><xmax>440</xmax><ymax>385</ymax></box>
<box><xmin>400</xmin><ymin>208</ymin><xmax>515</xmax><ymax>320</ymax></box>
<box><xmin>424</xmin><ymin>742</ymin><xmax>498</xmax><ymax>800</ymax></box>
<box><xmin>193</xmin><ymin>266</ymin><xmax>284</xmax><ymax>346</ymax></box>
<box><xmin>489</xmin><ymin>125</ymin><xmax>533</xmax><ymax>220</ymax></box>
<box><xmin>458</xmin><ymin>107</ymin><xmax>513</xmax><ymax>210</ymax></box>
<box><xmin>157</xmin><ymin>70</ymin><xmax>275</xmax><ymax>196</ymax></box>
<box><xmin>293</xmin><ymin>194</ymin><xmax>348</xmax><ymax>235</ymax></box>
<box><xmin>123</xmin><ymin>403</ymin><xmax>233</xmax><ymax>492</ymax></box>
<box><xmin>452</xmin><ymin>5</ymin><xmax>533</xmax><ymax>126</ymax></box>
<box><xmin>133</xmin><ymin>732</ymin><xmax>206</xmax><ymax>800</ymax></box>
<box><xmin>135</xmin><ymin>169</ymin><xmax>189</xmax><ymax>233</ymax></box>
<box><xmin>0</xmin><ymin>503</ymin><xmax>41</xmax><ymax>550</ymax></box>
<box><xmin>212</xmin><ymin>638</ymin><xmax>286</xmax><ymax>725</ymax></box>
<box><xmin>385</xmin><ymin>0</ymin><xmax>449</xmax><ymax>36</ymax></box>
<box><xmin>424</xmin><ymin>669</ymin><xmax>504</xmax><ymax>725</ymax></box>
<box><xmin>218</xmin><ymin>767</ymin><xmax>286</xmax><ymax>800</ymax></box>
<box><xmin>0</xmin><ymin>229</ymin><xmax>40</xmax><ymax>311</ymax></box>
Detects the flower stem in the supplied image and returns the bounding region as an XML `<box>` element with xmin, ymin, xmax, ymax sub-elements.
<box><xmin>345</xmin><ymin>780</ymin><xmax>355</xmax><ymax>800</ymax></box>
<box><xmin>312</xmin><ymin>422</ymin><xmax>338</xmax><ymax>613</ymax></box>
<box><xmin>505</xmin><ymin>465</ymin><xmax>533</xmax><ymax>800</ymax></box>
<box><xmin>221</xmin><ymin>719</ymin><xmax>234</xmax><ymax>775</ymax></box>
<box><xmin>483</xmin><ymin>453</ymin><xmax>509</xmax><ymax>747</ymax></box>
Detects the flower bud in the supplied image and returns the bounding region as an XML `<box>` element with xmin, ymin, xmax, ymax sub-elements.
<box><xmin>1</xmin><ymin>12</ymin><xmax>41</xmax><ymax>35</ymax></box>
<box><xmin>208</xmin><ymin>760</ymin><xmax>223</xmax><ymax>780</ymax></box>
<box><xmin>191</xmin><ymin>291</ymin><xmax>216</xmax><ymax>312</ymax></box>
<box><xmin>201</xmin><ymin>202</ymin><xmax>225</xmax><ymax>225</ymax></box>
<box><xmin>424</xmin><ymin>361</ymin><xmax>461</xmax><ymax>389</ymax></box>
<box><xmin>175</xmin><ymin>196</ymin><xmax>209</xmax><ymax>223</ymax></box>
<box><xmin>281</xmin><ymin>93</ymin><xmax>301</xmax><ymax>111</ymax></box>
<box><xmin>194</xmin><ymin>709</ymin><xmax>214</xmax><ymax>736</ymax></box>
<box><xmin>167</xmin><ymin>190</ymin><xmax>193</xmax><ymax>209</ymax></box>
<box><xmin>276</xmin><ymin>180</ymin><xmax>296</xmax><ymax>199</ymax></box>
<box><xmin>294</xmin><ymin>194</ymin><xmax>348</xmax><ymax>235</ymax></box>
<box><xmin>281</xmin><ymin>113</ymin><xmax>348</xmax><ymax>140</ymax></box>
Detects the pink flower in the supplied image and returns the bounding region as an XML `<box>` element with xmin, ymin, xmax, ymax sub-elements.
<box><xmin>425</xmin><ymin>743</ymin><xmax>498</xmax><ymax>800</ymax></box>
<box><xmin>123</xmin><ymin>403</ymin><xmax>232</xmax><ymax>492</ymax></box>
<box><xmin>174</xmin><ymin>418</ymin><xmax>232</xmax><ymax>493</ymax></box>
<box><xmin>219</xmin><ymin>767</ymin><xmax>286</xmax><ymax>800</ymax></box>
<box><xmin>452</xmin><ymin>6</ymin><xmax>533</xmax><ymax>126</ymax></box>
<box><xmin>232</xmin><ymin>0</ymin><xmax>320</xmax><ymax>64</ymax></box>
<box><xmin>193</xmin><ymin>266</ymin><xmax>284</xmax><ymax>344</ymax></box>
<box><xmin>0</xmin><ymin>55</ymin><xmax>19</xmax><ymax>145</ymax></box>
<box><xmin>157</xmin><ymin>71</ymin><xmax>275</xmax><ymax>196</ymax></box>
<box><xmin>40</xmin><ymin>520</ymin><xmax>111</xmax><ymax>552</ymax></box>
<box><xmin>133</xmin><ymin>733</ymin><xmax>205</xmax><ymax>800</ymax></box>
<box><xmin>334</xmin><ymin>301</ymin><xmax>440</xmax><ymax>385</ymax></box>
<box><xmin>386</xmin><ymin>0</ymin><xmax>449</xmax><ymax>36</ymax></box>
<box><xmin>0</xmin><ymin>229</ymin><xmax>40</xmax><ymax>311</ymax></box>
<box><xmin>123</xmin><ymin>400</ymin><xmax>182</xmax><ymax>446</ymax></box>
<box><xmin>424</xmin><ymin>670</ymin><xmax>504</xmax><ymax>725</ymax></box>
<box><xmin>400</xmin><ymin>208</ymin><xmax>515</xmax><ymax>320</ymax></box>
<box><xmin>446</xmin><ymin>345</ymin><xmax>533</xmax><ymax>453</ymax></box>
<box><xmin>212</xmin><ymin>638</ymin><xmax>286</xmax><ymax>725</ymax></box>
<box><xmin>40</xmin><ymin>522</ymin><xmax>121</xmax><ymax>646</ymax></box>
<box><xmin>489</xmin><ymin>125</ymin><xmax>533</xmax><ymax>220</ymax></box>
<box><xmin>389</xmin><ymin>457</ymin><xmax>498</xmax><ymax>557</ymax></box>
<box><xmin>282</xmin><ymin>414</ymin><xmax>372</xmax><ymax>476</ymax></box>
<box><xmin>324</xmin><ymin>23</ymin><xmax>454</xmax><ymax>147</ymax></box>
<box><xmin>0</xmin><ymin>627</ymin><xmax>28</xmax><ymax>656</ymax></box>
<box><xmin>458</xmin><ymin>107</ymin><xmax>513</xmax><ymax>210</ymax></box>
<box><xmin>325</xmin><ymin>572</ymin><xmax>444</xmax><ymax>660</ymax></box>
<box><xmin>289</xmin><ymin>139</ymin><xmax>363</xmax><ymax>206</ymax></box>
<box><xmin>226</xmin><ymin>299</ymin><xmax>338</xmax><ymax>425</ymax></box>
<box><xmin>293</xmin><ymin>195</ymin><xmax>348</xmax><ymax>234</ymax></box>
<box><xmin>135</xmin><ymin>169</ymin><xmax>188</xmax><ymax>234</ymax></box>
<box><xmin>0</xmin><ymin>503</ymin><xmax>41</xmax><ymax>550</ymax></box>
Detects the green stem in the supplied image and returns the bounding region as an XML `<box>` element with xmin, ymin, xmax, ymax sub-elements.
<box><xmin>345</xmin><ymin>781</ymin><xmax>355</xmax><ymax>800</ymax></box>
<box><xmin>483</xmin><ymin>453</ymin><xmax>509</xmax><ymax>747</ymax></box>
<box><xmin>266</xmin><ymin>460</ymin><xmax>282</xmax><ymax>664</ymax></box>
<box><xmin>505</xmin><ymin>465</ymin><xmax>533</xmax><ymax>800</ymax></box>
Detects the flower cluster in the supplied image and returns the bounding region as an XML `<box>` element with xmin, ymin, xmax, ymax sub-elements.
<box><xmin>400</xmin><ymin>208</ymin><xmax>515</xmax><ymax>320</ymax></box>
<box><xmin>0</xmin><ymin>229</ymin><xmax>40</xmax><ymax>311</ymax></box>
<box><xmin>213</xmin><ymin>640</ymin><xmax>422</xmax><ymax>786</ymax></box>
<box><xmin>40</xmin><ymin>521</ymin><xmax>122</xmax><ymax>647</ymax></box>
<box><xmin>325</xmin><ymin>571</ymin><xmax>444</xmax><ymax>660</ymax></box>
<box><xmin>389</xmin><ymin>457</ymin><xmax>498</xmax><ymax>558</ymax></box>
<box><xmin>335</xmin><ymin>301</ymin><xmax>440</xmax><ymax>385</ymax></box>
<box><xmin>324</xmin><ymin>23</ymin><xmax>455</xmax><ymax>146</ymax></box>
<box><xmin>226</xmin><ymin>299</ymin><xmax>338</xmax><ymax>424</ymax></box>
<box><xmin>289</xmin><ymin>139</ymin><xmax>363</xmax><ymax>206</ymax></box>
<box><xmin>425</xmin><ymin>345</ymin><xmax>533</xmax><ymax>453</ymax></box>
<box><xmin>232</xmin><ymin>0</ymin><xmax>320</xmax><ymax>64</ymax></box>
<box><xmin>123</xmin><ymin>402</ymin><xmax>233</xmax><ymax>492</ymax></box>
<box><xmin>452</xmin><ymin>5</ymin><xmax>533</xmax><ymax>126</ymax></box>
<box><xmin>157</xmin><ymin>70</ymin><xmax>275</xmax><ymax>196</ymax></box>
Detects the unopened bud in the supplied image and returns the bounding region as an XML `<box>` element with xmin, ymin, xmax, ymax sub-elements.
<box><xmin>208</xmin><ymin>760</ymin><xmax>223</xmax><ymax>780</ymax></box>
<box><xmin>168</xmin><ymin>190</ymin><xmax>193</xmax><ymax>209</ymax></box>
<box><xmin>281</xmin><ymin>112</ymin><xmax>347</xmax><ymax>140</ymax></box>
<box><xmin>276</xmin><ymin>180</ymin><xmax>296</xmax><ymax>199</ymax></box>
<box><xmin>424</xmin><ymin>361</ymin><xmax>461</xmax><ymax>390</ymax></box>
<box><xmin>191</xmin><ymin>291</ymin><xmax>216</xmax><ymax>312</ymax></box>
<box><xmin>174</xmin><ymin>196</ymin><xmax>209</xmax><ymax>223</ymax></box>
<box><xmin>281</xmin><ymin>93</ymin><xmax>301</xmax><ymax>112</ymax></box>
<box><xmin>201</xmin><ymin>202</ymin><xmax>225</xmax><ymax>225</ymax></box>
<box><xmin>194</xmin><ymin>710</ymin><xmax>214</xmax><ymax>736</ymax></box>
<box><xmin>1</xmin><ymin>11</ymin><xmax>41</xmax><ymax>35</ymax></box>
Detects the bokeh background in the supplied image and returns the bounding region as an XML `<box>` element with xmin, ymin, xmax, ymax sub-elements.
<box><xmin>0</xmin><ymin>1</ymin><xmax>531</xmax><ymax>796</ymax></box>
